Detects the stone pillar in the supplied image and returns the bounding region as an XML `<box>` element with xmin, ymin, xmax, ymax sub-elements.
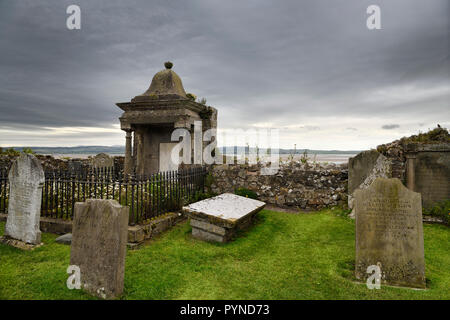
<box><xmin>174</xmin><ymin>121</ymin><xmax>192</xmax><ymax>170</ymax></box>
<box><xmin>406</xmin><ymin>153</ymin><xmax>416</xmax><ymax>191</ymax></box>
<box><xmin>136</xmin><ymin>131</ymin><xmax>144</xmax><ymax>175</ymax></box>
<box><xmin>124</xmin><ymin>130</ymin><xmax>133</xmax><ymax>176</ymax></box>
<box><xmin>193</xmin><ymin>121</ymin><xmax>203</xmax><ymax>165</ymax></box>
<box><xmin>132</xmin><ymin>131</ymin><xmax>137</xmax><ymax>164</ymax></box>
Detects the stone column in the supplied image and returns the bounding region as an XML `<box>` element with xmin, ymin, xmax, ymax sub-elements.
<box><xmin>174</xmin><ymin>121</ymin><xmax>192</xmax><ymax>170</ymax></box>
<box><xmin>124</xmin><ymin>130</ymin><xmax>133</xmax><ymax>176</ymax></box>
<box><xmin>406</xmin><ymin>153</ymin><xmax>416</xmax><ymax>191</ymax></box>
<box><xmin>193</xmin><ymin>121</ymin><xmax>203</xmax><ymax>165</ymax></box>
<box><xmin>136</xmin><ymin>131</ymin><xmax>144</xmax><ymax>175</ymax></box>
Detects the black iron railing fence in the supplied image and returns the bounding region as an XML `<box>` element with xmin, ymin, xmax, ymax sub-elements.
<box><xmin>0</xmin><ymin>166</ymin><xmax>207</xmax><ymax>225</ymax></box>
<box><xmin>0</xmin><ymin>167</ymin><xmax>7</xmax><ymax>215</ymax></box>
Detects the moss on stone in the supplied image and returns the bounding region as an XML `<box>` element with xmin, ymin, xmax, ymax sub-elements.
<box><xmin>400</xmin><ymin>127</ymin><xmax>450</xmax><ymax>144</ymax></box>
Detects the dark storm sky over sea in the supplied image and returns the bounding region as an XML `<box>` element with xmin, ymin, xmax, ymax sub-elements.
<box><xmin>0</xmin><ymin>0</ymin><xmax>448</xmax><ymax>149</ymax></box>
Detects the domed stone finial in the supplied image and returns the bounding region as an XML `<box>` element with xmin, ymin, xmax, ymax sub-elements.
<box><xmin>132</xmin><ymin>61</ymin><xmax>187</xmax><ymax>100</ymax></box>
<box><xmin>164</xmin><ymin>61</ymin><xmax>173</xmax><ymax>69</ymax></box>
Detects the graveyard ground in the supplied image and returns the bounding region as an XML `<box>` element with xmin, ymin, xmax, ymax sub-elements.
<box><xmin>0</xmin><ymin>209</ymin><xmax>449</xmax><ymax>300</ymax></box>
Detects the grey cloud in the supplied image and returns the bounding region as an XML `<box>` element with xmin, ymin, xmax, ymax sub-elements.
<box><xmin>382</xmin><ymin>124</ymin><xmax>400</xmax><ymax>130</ymax></box>
<box><xmin>0</xmin><ymin>0</ymin><xmax>448</xmax><ymax>148</ymax></box>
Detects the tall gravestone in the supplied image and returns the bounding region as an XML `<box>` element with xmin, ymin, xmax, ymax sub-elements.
<box><xmin>354</xmin><ymin>178</ymin><xmax>426</xmax><ymax>288</ymax></box>
<box><xmin>4</xmin><ymin>153</ymin><xmax>45</xmax><ymax>245</ymax></box>
<box><xmin>70</xmin><ymin>199</ymin><xmax>128</xmax><ymax>299</ymax></box>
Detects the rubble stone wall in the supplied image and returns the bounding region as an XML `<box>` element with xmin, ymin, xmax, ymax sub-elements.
<box><xmin>208</xmin><ymin>162</ymin><xmax>348</xmax><ymax>210</ymax></box>
<box><xmin>0</xmin><ymin>154</ymin><xmax>124</xmax><ymax>173</ymax></box>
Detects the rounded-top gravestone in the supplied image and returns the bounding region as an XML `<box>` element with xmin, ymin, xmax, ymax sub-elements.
<box><xmin>90</xmin><ymin>153</ymin><xmax>114</xmax><ymax>169</ymax></box>
<box><xmin>354</xmin><ymin>177</ymin><xmax>425</xmax><ymax>288</ymax></box>
<box><xmin>4</xmin><ymin>153</ymin><xmax>45</xmax><ymax>244</ymax></box>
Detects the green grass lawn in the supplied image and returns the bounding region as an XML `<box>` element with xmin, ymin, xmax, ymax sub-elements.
<box><xmin>0</xmin><ymin>209</ymin><xmax>449</xmax><ymax>300</ymax></box>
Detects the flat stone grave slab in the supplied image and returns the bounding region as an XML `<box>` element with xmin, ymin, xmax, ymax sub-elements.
<box><xmin>182</xmin><ymin>193</ymin><xmax>266</xmax><ymax>242</ymax></box>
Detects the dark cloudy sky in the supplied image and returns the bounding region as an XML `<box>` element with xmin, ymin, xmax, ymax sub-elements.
<box><xmin>0</xmin><ymin>0</ymin><xmax>448</xmax><ymax>149</ymax></box>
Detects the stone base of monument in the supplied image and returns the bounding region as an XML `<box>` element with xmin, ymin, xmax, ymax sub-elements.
<box><xmin>0</xmin><ymin>236</ymin><xmax>43</xmax><ymax>250</ymax></box>
<box><xmin>182</xmin><ymin>193</ymin><xmax>266</xmax><ymax>243</ymax></box>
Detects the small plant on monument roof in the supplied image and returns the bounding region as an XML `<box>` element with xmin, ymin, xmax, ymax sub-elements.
<box><xmin>186</xmin><ymin>93</ymin><xmax>196</xmax><ymax>101</ymax></box>
<box><xmin>199</xmin><ymin>106</ymin><xmax>213</xmax><ymax>119</ymax></box>
<box><xmin>197</xmin><ymin>97</ymin><xmax>207</xmax><ymax>105</ymax></box>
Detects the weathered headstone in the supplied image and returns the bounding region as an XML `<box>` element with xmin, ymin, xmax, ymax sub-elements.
<box><xmin>354</xmin><ymin>178</ymin><xmax>426</xmax><ymax>288</ymax></box>
<box><xmin>90</xmin><ymin>153</ymin><xmax>114</xmax><ymax>169</ymax></box>
<box><xmin>68</xmin><ymin>160</ymin><xmax>83</xmax><ymax>173</ymax></box>
<box><xmin>70</xmin><ymin>199</ymin><xmax>128</xmax><ymax>299</ymax></box>
<box><xmin>182</xmin><ymin>193</ymin><xmax>265</xmax><ymax>243</ymax></box>
<box><xmin>349</xmin><ymin>150</ymin><xmax>382</xmax><ymax>195</ymax></box>
<box><xmin>3</xmin><ymin>153</ymin><xmax>45</xmax><ymax>245</ymax></box>
<box><xmin>348</xmin><ymin>150</ymin><xmax>391</xmax><ymax>217</ymax></box>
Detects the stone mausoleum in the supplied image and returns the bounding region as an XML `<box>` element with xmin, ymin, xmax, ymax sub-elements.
<box><xmin>116</xmin><ymin>62</ymin><xmax>217</xmax><ymax>175</ymax></box>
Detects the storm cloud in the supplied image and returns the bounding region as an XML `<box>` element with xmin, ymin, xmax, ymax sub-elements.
<box><xmin>0</xmin><ymin>0</ymin><xmax>448</xmax><ymax>149</ymax></box>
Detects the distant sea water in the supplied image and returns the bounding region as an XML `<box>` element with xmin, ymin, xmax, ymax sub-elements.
<box><xmin>239</xmin><ymin>154</ymin><xmax>354</xmax><ymax>164</ymax></box>
<box><xmin>49</xmin><ymin>153</ymin><xmax>355</xmax><ymax>164</ymax></box>
<box><xmin>278</xmin><ymin>154</ymin><xmax>354</xmax><ymax>164</ymax></box>
<box><xmin>48</xmin><ymin>153</ymin><xmax>124</xmax><ymax>159</ymax></box>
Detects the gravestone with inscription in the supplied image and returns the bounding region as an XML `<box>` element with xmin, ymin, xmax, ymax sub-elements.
<box><xmin>70</xmin><ymin>199</ymin><xmax>129</xmax><ymax>299</ymax></box>
<box><xmin>3</xmin><ymin>153</ymin><xmax>45</xmax><ymax>245</ymax></box>
<box><xmin>354</xmin><ymin>178</ymin><xmax>426</xmax><ymax>288</ymax></box>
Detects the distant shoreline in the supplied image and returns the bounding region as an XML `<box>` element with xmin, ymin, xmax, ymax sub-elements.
<box><xmin>3</xmin><ymin>146</ymin><xmax>359</xmax><ymax>164</ymax></box>
<box><xmin>46</xmin><ymin>153</ymin><xmax>355</xmax><ymax>164</ymax></box>
<box><xmin>4</xmin><ymin>146</ymin><xmax>362</xmax><ymax>156</ymax></box>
